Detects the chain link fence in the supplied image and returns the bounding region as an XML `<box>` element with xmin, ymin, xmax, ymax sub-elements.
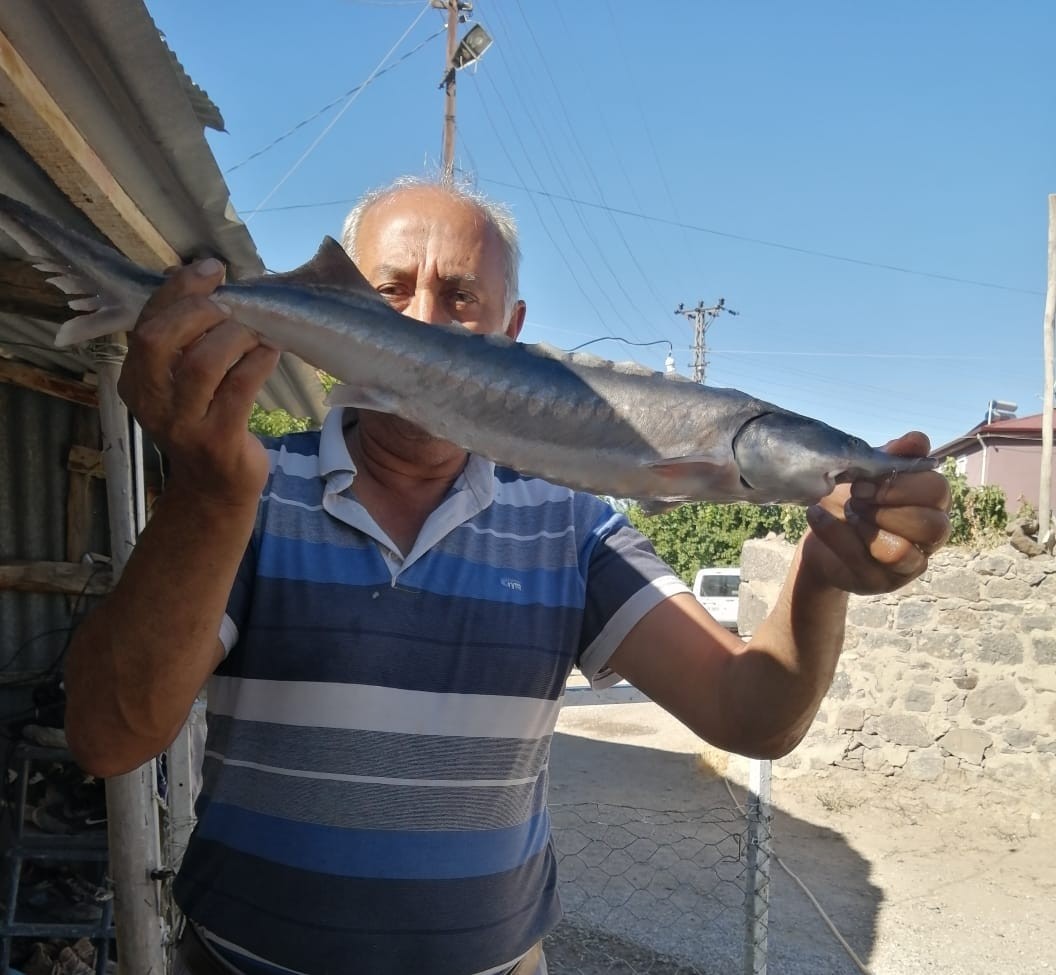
<box><xmin>545</xmin><ymin>763</ymin><xmax>772</xmax><ymax>975</ymax></box>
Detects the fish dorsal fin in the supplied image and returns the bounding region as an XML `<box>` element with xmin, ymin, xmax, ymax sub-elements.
<box><xmin>249</xmin><ymin>237</ymin><xmax>386</xmax><ymax>302</ymax></box>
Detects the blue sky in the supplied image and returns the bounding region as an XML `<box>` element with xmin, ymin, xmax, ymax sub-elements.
<box><xmin>146</xmin><ymin>1</ymin><xmax>1054</xmax><ymax>451</ymax></box>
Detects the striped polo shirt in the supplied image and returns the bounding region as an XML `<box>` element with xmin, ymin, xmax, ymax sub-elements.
<box><xmin>173</xmin><ymin>408</ymin><xmax>688</xmax><ymax>975</ymax></box>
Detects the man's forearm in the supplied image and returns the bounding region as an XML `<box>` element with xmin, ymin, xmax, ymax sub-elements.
<box><xmin>727</xmin><ymin>534</ymin><xmax>848</xmax><ymax>758</ymax></box>
<box><xmin>64</xmin><ymin>487</ymin><xmax>256</xmax><ymax>777</ymax></box>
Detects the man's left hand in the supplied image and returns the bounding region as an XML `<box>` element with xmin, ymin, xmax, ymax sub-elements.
<box><xmin>802</xmin><ymin>431</ymin><xmax>951</xmax><ymax>595</ymax></box>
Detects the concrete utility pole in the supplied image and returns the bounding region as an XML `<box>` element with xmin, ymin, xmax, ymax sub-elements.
<box><xmin>440</xmin><ymin>0</ymin><xmax>459</xmax><ymax>182</ymax></box>
<box><xmin>674</xmin><ymin>299</ymin><xmax>738</xmax><ymax>385</ymax></box>
<box><xmin>1039</xmin><ymin>194</ymin><xmax>1055</xmax><ymax>550</ymax></box>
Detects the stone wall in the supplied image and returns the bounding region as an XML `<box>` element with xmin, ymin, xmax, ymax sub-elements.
<box><xmin>738</xmin><ymin>537</ymin><xmax>1056</xmax><ymax>801</ymax></box>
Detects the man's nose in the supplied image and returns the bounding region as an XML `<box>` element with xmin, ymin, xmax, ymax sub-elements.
<box><xmin>405</xmin><ymin>290</ymin><xmax>446</xmax><ymax>325</ymax></box>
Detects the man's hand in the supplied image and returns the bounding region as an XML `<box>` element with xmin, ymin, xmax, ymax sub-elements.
<box><xmin>118</xmin><ymin>259</ymin><xmax>280</xmax><ymax>507</ymax></box>
<box><xmin>802</xmin><ymin>431</ymin><xmax>951</xmax><ymax>595</ymax></box>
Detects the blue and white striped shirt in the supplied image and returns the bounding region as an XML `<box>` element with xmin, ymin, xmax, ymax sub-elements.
<box><xmin>174</xmin><ymin>408</ymin><xmax>688</xmax><ymax>975</ymax></box>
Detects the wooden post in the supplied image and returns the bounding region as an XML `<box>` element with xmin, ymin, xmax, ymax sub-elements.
<box><xmin>94</xmin><ymin>350</ymin><xmax>169</xmax><ymax>974</ymax></box>
<box><xmin>1040</xmin><ymin>195</ymin><xmax>1055</xmax><ymax>552</ymax></box>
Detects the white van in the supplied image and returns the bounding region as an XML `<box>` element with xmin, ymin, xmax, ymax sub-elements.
<box><xmin>692</xmin><ymin>567</ymin><xmax>741</xmax><ymax>631</ymax></box>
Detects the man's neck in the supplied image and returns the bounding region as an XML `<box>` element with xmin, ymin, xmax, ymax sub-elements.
<box><xmin>344</xmin><ymin>412</ymin><xmax>468</xmax><ymax>554</ymax></box>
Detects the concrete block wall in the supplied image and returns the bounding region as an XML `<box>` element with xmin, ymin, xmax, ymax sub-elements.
<box><xmin>738</xmin><ymin>537</ymin><xmax>1056</xmax><ymax>800</ymax></box>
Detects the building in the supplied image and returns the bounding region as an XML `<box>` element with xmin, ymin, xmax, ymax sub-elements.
<box><xmin>931</xmin><ymin>412</ymin><xmax>1055</xmax><ymax>513</ymax></box>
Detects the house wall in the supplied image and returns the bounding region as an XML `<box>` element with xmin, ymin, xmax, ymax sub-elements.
<box><xmin>950</xmin><ymin>437</ymin><xmax>1054</xmax><ymax>511</ymax></box>
<box><xmin>738</xmin><ymin>537</ymin><xmax>1056</xmax><ymax>816</ymax></box>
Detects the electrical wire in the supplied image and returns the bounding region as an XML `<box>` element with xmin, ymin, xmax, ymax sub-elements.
<box><xmin>242</xmin><ymin>0</ymin><xmax>434</xmax><ymax>222</ymax></box>
<box><xmin>224</xmin><ymin>24</ymin><xmax>446</xmax><ymax>176</ymax></box>
<box><xmin>482</xmin><ymin>3</ymin><xmax>657</xmax><ymax>342</ymax></box>
<box><xmin>478</xmin><ymin>178</ymin><xmax>1043</xmax><ymax>297</ymax></box>
<box><xmin>506</xmin><ymin>0</ymin><xmax>673</xmax><ymax>322</ymax></box>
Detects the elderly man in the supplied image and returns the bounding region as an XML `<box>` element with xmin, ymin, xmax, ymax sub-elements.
<box><xmin>64</xmin><ymin>177</ymin><xmax>950</xmax><ymax>975</ymax></box>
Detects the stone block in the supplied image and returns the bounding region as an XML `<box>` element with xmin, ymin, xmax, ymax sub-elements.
<box><xmin>737</xmin><ymin>588</ymin><xmax>771</xmax><ymax>637</ymax></box>
<box><xmin>874</xmin><ymin>713</ymin><xmax>932</xmax><ymax>747</ymax></box>
<box><xmin>938</xmin><ymin>728</ymin><xmax>991</xmax><ymax>765</ymax></box>
<box><xmin>1031</xmin><ymin>633</ymin><xmax>1056</xmax><ymax>666</ymax></box>
<box><xmin>805</xmin><ymin>737</ymin><xmax>848</xmax><ymax>769</ymax></box>
<box><xmin>929</xmin><ymin>569</ymin><xmax>981</xmax><ymax>601</ymax></box>
<box><xmin>973</xmin><ymin>554</ymin><xmax>1014</xmax><ymax>577</ymax></box>
<box><xmin>836</xmin><ymin>705</ymin><xmax>865</xmax><ymax>731</ymax></box>
<box><xmin>894</xmin><ymin>600</ymin><xmax>936</xmax><ymax>630</ymax></box>
<box><xmin>904</xmin><ymin>748</ymin><xmax>945</xmax><ymax>781</ymax></box>
<box><xmin>945</xmin><ymin>696</ymin><xmax>964</xmax><ymax>718</ymax></box>
<box><xmin>976</xmin><ymin>630</ymin><xmax>1025</xmax><ymax>665</ymax></box>
<box><xmin>1024</xmin><ymin>615</ymin><xmax>1055</xmax><ymax>631</ymax></box>
<box><xmin>951</xmin><ymin>672</ymin><xmax>978</xmax><ymax>691</ymax></box>
<box><xmin>965</xmin><ymin>681</ymin><xmax>1026</xmax><ymax>720</ymax></box>
<box><xmin>983</xmin><ymin>602</ymin><xmax>1024</xmax><ymax>617</ymax></box>
<box><xmin>916</xmin><ymin>630</ymin><xmax>966</xmax><ymax>660</ymax></box>
<box><xmin>827</xmin><ymin>671</ymin><xmax>853</xmax><ymax>700</ymax></box>
<box><xmin>859</xmin><ymin>631</ymin><xmax>913</xmax><ymax>653</ymax></box>
<box><xmin>1002</xmin><ymin>728</ymin><xmax>1038</xmax><ymax>750</ymax></box>
<box><xmin>740</xmin><ymin>538</ymin><xmax>794</xmax><ymax>585</ymax></box>
<box><xmin>903</xmin><ymin>686</ymin><xmax>934</xmax><ymax>712</ymax></box>
<box><xmin>848</xmin><ymin>601</ymin><xmax>891</xmax><ymax>628</ymax></box>
<box><xmin>937</xmin><ymin>606</ymin><xmax>983</xmax><ymax>630</ymax></box>
<box><xmin>984</xmin><ymin>577</ymin><xmax>1034</xmax><ymax>601</ymax></box>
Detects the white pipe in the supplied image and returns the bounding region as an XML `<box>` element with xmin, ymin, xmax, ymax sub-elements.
<box><xmin>976</xmin><ymin>433</ymin><xmax>988</xmax><ymax>486</ymax></box>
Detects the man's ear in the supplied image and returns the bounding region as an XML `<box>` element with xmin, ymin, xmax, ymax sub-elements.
<box><xmin>505</xmin><ymin>299</ymin><xmax>527</xmax><ymax>340</ymax></box>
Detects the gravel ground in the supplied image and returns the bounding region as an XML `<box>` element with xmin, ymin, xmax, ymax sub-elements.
<box><xmin>548</xmin><ymin>698</ymin><xmax>1056</xmax><ymax>975</ymax></box>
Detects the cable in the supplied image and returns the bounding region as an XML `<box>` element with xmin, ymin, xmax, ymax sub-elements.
<box><xmin>243</xmin><ymin>1</ymin><xmax>434</xmax><ymax>221</ymax></box>
<box><xmin>723</xmin><ymin>777</ymin><xmax>873</xmax><ymax>975</ymax></box>
<box><xmin>478</xmin><ymin>179</ymin><xmax>1043</xmax><ymax>297</ymax></box>
<box><xmin>224</xmin><ymin>24</ymin><xmax>446</xmax><ymax>176</ymax></box>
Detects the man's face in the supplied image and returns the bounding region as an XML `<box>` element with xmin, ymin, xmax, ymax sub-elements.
<box><xmin>355</xmin><ymin>187</ymin><xmax>524</xmax><ymax>340</ymax></box>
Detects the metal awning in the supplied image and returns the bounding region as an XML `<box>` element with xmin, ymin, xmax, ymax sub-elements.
<box><xmin>0</xmin><ymin>0</ymin><xmax>325</xmax><ymax>422</ymax></box>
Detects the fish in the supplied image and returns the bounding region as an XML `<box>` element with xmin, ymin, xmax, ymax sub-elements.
<box><xmin>0</xmin><ymin>193</ymin><xmax>934</xmax><ymax>508</ymax></box>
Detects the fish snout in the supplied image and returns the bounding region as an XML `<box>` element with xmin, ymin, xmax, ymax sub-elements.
<box><xmin>732</xmin><ymin>412</ymin><xmax>933</xmax><ymax>505</ymax></box>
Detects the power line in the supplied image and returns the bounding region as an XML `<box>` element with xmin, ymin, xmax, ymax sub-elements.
<box><xmin>224</xmin><ymin>25</ymin><xmax>446</xmax><ymax>176</ymax></box>
<box><xmin>479</xmin><ymin>178</ymin><xmax>1044</xmax><ymax>297</ymax></box>
<box><xmin>237</xmin><ymin>182</ymin><xmax>1042</xmax><ymax>297</ymax></box>
<box><xmin>242</xmin><ymin>1</ymin><xmax>433</xmax><ymax>222</ymax></box>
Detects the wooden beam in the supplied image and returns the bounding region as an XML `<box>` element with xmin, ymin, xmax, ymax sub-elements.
<box><xmin>0</xmin><ymin>358</ymin><xmax>98</xmax><ymax>407</ymax></box>
<box><xmin>0</xmin><ymin>258</ymin><xmax>71</xmax><ymax>323</ymax></box>
<box><xmin>0</xmin><ymin>560</ymin><xmax>112</xmax><ymax>595</ymax></box>
<box><xmin>0</xmin><ymin>26</ymin><xmax>180</xmax><ymax>269</ymax></box>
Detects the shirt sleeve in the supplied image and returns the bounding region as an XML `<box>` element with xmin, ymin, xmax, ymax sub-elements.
<box><xmin>577</xmin><ymin>508</ymin><xmax>690</xmax><ymax>688</ymax></box>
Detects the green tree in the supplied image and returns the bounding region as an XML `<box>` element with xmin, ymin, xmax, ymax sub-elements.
<box><xmin>248</xmin><ymin>403</ymin><xmax>312</xmax><ymax>437</ymax></box>
<box><xmin>627</xmin><ymin>501</ymin><xmax>808</xmax><ymax>584</ymax></box>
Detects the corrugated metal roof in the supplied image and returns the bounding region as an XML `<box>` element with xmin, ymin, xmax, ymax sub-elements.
<box><xmin>0</xmin><ymin>0</ymin><xmax>325</xmax><ymax>421</ymax></box>
<box><xmin>932</xmin><ymin>412</ymin><xmax>1053</xmax><ymax>457</ymax></box>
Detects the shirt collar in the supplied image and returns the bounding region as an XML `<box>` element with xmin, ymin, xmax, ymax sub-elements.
<box><xmin>316</xmin><ymin>407</ymin><xmax>496</xmax><ymax>508</ymax></box>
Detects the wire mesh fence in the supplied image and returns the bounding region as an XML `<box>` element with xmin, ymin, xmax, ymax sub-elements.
<box><xmin>546</xmin><ymin>764</ymin><xmax>772</xmax><ymax>975</ymax></box>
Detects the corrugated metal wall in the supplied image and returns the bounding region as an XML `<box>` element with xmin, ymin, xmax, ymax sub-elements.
<box><xmin>0</xmin><ymin>381</ymin><xmax>109</xmax><ymax>719</ymax></box>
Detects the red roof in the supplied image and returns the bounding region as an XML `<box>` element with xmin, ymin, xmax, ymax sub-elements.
<box><xmin>932</xmin><ymin>412</ymin><xmax>1053</xmax><ymax>458</ymax></box>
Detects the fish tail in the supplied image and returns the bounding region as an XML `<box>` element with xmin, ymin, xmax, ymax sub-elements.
<box><xmin>0</xmin><ymin>194</ymin><xmax>160</xmax><ymax>347</ymax></box>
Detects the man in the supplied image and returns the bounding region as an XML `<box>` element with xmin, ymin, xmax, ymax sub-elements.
<box><xmin>64</xmin><ymin>177</ymin><xmax>950</xmax><ymax>975</ymax></box>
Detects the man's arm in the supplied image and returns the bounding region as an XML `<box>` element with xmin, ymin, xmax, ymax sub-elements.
<box><xmin>607</xmin><ymin>433</ymin><xmax>951</xmax><ymax>759</ymax></box>
<box><xmin>64</xmin><ymin>260</ymin><xmax>279</xmax><ymax>777</ymax></box>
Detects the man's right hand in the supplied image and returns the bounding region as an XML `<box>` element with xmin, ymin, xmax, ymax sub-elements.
<box><xmin>118</xmin><ymin>258</ymin><xmax>280</xmax><ymax>506</ymax></box>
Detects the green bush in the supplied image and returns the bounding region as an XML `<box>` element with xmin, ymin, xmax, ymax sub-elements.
<box><xmin>627</xmin><ymin>501</ymin><xmax>807</xmax><ymax>585</ymax></box>
<box><xmin>940</xmin><ymin>458</ymin><xmax>1007</xmax><ymax>545</ymax></box>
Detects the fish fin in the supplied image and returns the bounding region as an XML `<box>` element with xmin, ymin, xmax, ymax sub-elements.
<box><xmin>325</xmin><ymin>383</ymin><xmax>400</xmax><ymax>413</ymax></box>
<box><xmin>250</xmin><ymin>237</ymin><xmax>388</xmax><ymax>305</ymax></box>
<box><xmin>0</xmin><ymin>193</ymin><xmax>157</xmax><ymax>346</ymax></box>
<box><xmin>644</xmin><ymin>452</ymin><xmax>729</xmax><ymax>476</ymax></box>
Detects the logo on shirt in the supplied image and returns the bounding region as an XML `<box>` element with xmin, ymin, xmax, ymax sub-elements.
<box><xmin>500</xmin><ymin>577</ymin><xmax>523</xmax><ymax>592</ymax></box>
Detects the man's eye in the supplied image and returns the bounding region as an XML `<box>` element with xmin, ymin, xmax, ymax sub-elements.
<box><xmin>451</xmin><ymin>290</ymin><xmax>476</xmax><ymax>305</ymax></box>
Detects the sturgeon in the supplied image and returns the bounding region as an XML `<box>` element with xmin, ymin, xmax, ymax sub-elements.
<box><xmin>0</xmin><ymin>193</ymin><xmax>933</xmax><ymax>507</ymax></box>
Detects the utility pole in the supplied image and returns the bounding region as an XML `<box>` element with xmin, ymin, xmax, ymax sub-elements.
<box><xmin>674</xmin><ymin>299</ymin><xmax>738</xmax><ymax>385</ymax></box>
<box><xmin>440</xmin><ymin>0</ymin><xmax>459</xmax><ymax>182</ymax></box>
<box><xmin>1039</xmin><ymin>194</ymin><xmax>1055</xmax><ymax>550</ymax></box>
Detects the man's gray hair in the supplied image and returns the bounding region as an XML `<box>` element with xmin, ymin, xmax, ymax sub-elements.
<box><xmin>340</xmin><ymin>176</ymin><xmax>521</xmax><ymax>317</ymax></box>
